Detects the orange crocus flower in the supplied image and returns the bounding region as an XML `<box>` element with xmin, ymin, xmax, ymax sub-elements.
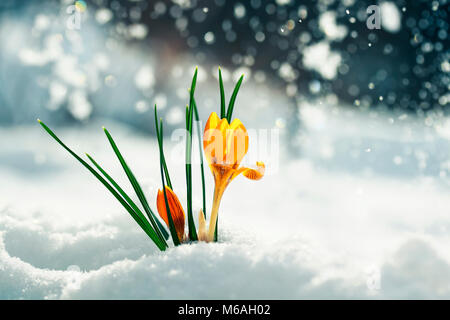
<box><xmin>202</xmin><ymin>112</ymin><xmax>265</xmax><ymax>241</ymax></box>
<box><xmin>156</xmin><ymin>186</ymin><xmax>186</xmax><ymax>242</ymax></box>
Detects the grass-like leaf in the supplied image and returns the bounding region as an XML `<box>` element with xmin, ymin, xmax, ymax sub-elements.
<box><xmin>85</xmin><ymin>153</ymin><xmax>167</xmax><ymax>244</ymax></box>
<box><xmin>214</xmin><ymin>219</ymin><xmax>218</xmax><ymax>242</ymax></box>
<box><xmin>157</xmin><ymin>120</ymin><xmax>181</xmax><ymax>246</ymax></box>
<box><xmin>192</xmin><ymin>98</ymin><xmax>206</xmax><ymax>218</ymax></box>
<box><xmin>154</xmin><ymin>105</ymin><xmax>173</xmax><ymax>190</ymax></box>
<box><xmin>37</xmin><ymin>120</ymin><xmax>166</xmax><ymax>251</ymax></box>
<box><xmin>186</xmin><ymin>67</ymin><xmax>198</xmax><ymax>241</ymax></box>
<box><xmin>219</xmin><ymin>67</ymin><xmax>226</xmax><ymax>119</ymax></box>
<box><xmin>102</xmin><ymin>128</ymin><xmax>169</xmax><ymax>243</ymax></box>
<box><xmin>226</xmin><ymin>74</ymin><xmax>244</xmax><ymax>123</ymax></box>
<box><xmin>154</xmin><ymin>106</ymin><xmax>180</xmax><ymax>245</ymax></box>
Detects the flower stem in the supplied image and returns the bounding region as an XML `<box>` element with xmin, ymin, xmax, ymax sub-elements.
<box><xmin>207</xmin><ymin>183</ymin><xmax>225</xmax><ymax>241</ymax></box>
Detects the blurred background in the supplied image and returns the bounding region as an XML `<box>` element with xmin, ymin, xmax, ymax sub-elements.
<box><xmin>0</xmin><ymin>0</ymin><xmax>448</xmax><ymax>180</ymax></box>
<box><xmin>0</xmin><ymin>0</ymin><xmax>448</xmax><ymax>127</ymax></box>
<box><xmin>0</xmin><ymin>0</ymin><xmax>450</xmax><ymax>299</ymax></box>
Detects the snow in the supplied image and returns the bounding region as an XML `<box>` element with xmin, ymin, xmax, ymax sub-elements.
<box><xmin>380</xmin><ymin>2</ymin><xmax>402</xmax><ymax>33</ymax></box>
<box><xmin>319</xmin><ymin>11</ymin><xmax>348</xmax><ymax>41</ymax></box>
<box><xmin>95</xmin><ymin>8</ymin><xmax>113</xmax><ymax>25</ymax></box>
<box><xmin>134</xmin><ymin>65</ymin><xmax>155</xmax><ymax>91</ymax></box>
<box><xmin>302</xmin><ymin>41</ymin><xmax>342</xmax><ymax>80</ymax></box>
<box><xmin>128</xmin><ymin>24</ymin><xmax>148</xmax><ymax>40</ymax></box>
<box><xmin>1</xmin><ymin>101</ymin><xmax>450</xmax><ymax>299</ymax></box>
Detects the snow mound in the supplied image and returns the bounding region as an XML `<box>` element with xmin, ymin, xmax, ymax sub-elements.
<box><xmin>3</xmin><ymin>211</ymin><xmax>449</xmax><ymax>299</ymax></box>
<box><xmin>1</xmin><ymin>108</ymin><xmax>450</xmax><ymax>299</ymax></box>
<box><xmin>0</xmin><ymin>212</ymin><xmax>364</xmax><ymax>299</ymax></box>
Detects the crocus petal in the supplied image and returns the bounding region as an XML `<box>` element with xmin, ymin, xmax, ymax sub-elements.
<box><xmin>203</xmin><ymin>112</ymin><xmax>220</xmax><ymax>143</ymax></box>
<box><xmin>232</xmin><ymin>161</ymin><xmax>265</xmax><ymax>181</ymax></box>
<box><xmin>217</xmin><ymin>118</ymin><xmax>229</xmax><ymax>163</ymax></box>
<box><xmin>197</xmin><ymin>209</ymin><xmax>207</xmax><ymax>242</ymax></box>
<box><xmin>156</xmin><ymin>186</ymin><xmax>185</xmax><ymax>241</ymax></box>
<box><xmin>203</xmin><ymin>112</ymin><xmax>224</xmax><ymax>166</ymax></box>
<box><xmin>225</xmin><ymin>118</ymin><xmax>248</xmax><ymax>167</ymax></box>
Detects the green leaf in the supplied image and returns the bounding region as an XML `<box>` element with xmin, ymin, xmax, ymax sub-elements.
<box><xmin>186</xmin><ymin>68</ymin><xmax>198</xmax><ymax>241</ymax></box>
<box><xmin>103</xmin><ymin>127</ymin><xmax>169</xmax><ymax>244</ymax></box>
<box><xmin>154</xmin><ymin>105</ymin><xmax>173</xmax><ymax>190</ymax></box>
<box><xmin>192</xmin><ymin>98</ymin><xmax>206</xmax><ymax>218</ymax></box>
<box><xmin>37</xmin><ymin>120</ymin><xmax>166</xmax><ymax>251</ymax></box>
<box><xmin>219</xmin><ymin>67</ymin><xmax>226</xmax><ymax>119</ymax></box>
<box><xmin>85</xmin><ymin>153</ymin><xmax>164</xmax><ymax>241</ymax></box>
<box><xmin>226</xmin><ymin>74</ymin><xmax>244</xmax><ymax>123</ymax></box>
<box><xmin>157</xmin><ymin>120</ymin><xmax>181</xmax><ymax>246</ymax></box>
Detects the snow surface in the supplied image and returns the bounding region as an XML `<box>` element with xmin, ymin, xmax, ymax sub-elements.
<box><xmin>1</xmin><ymin>104</ymin><xmax>450</xmax><ymax>299</ymax></box>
